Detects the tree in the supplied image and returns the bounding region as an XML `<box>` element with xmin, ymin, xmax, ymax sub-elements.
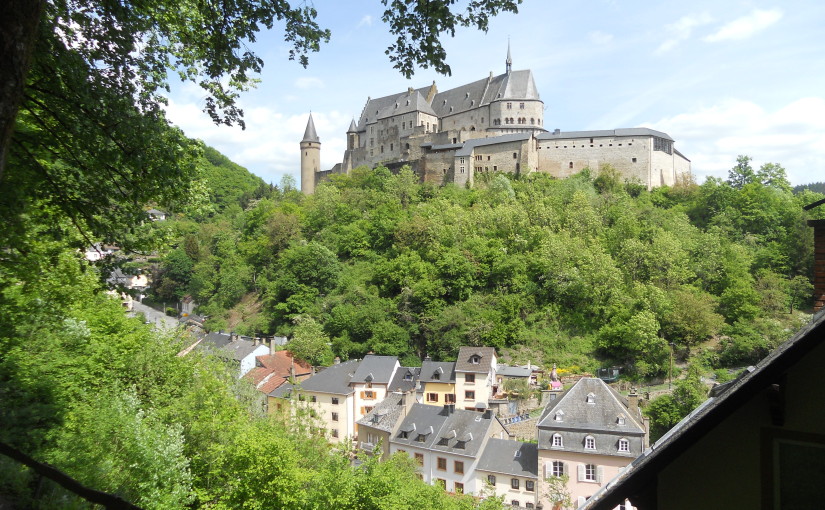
<box><xmin>287</xmin><ymin>315</ymin><xmax>334</xmax><ymax>366</ymax></box>
<box><xmin>544</xmin><ymin>474</ymin><xmax>573</xmax><ymax>510</ymax></box>
<box><xmin>727</xmin><ymin>155</ymin><xmax>755</xmax><ymax>189</ymax></box>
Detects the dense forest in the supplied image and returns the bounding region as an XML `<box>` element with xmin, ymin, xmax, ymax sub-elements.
<box><xmin>148</xmin><ymin>156</ymin><xmax>823</xmax><ymax>379</ymax></box>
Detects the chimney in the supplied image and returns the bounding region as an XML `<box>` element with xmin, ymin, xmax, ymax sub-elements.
<box><xmin>270</xmin><ymin>337</ymin><xmax>276</xmax><ymax>355</ymax></box>
<box><xmin>483</xmin><ymin>409</ymin><xmax>493</xmax><ymax>419</ymax></box>
<box><xmin>254</xmin><ymin>337</ymin><xmax>260</xmax><ymax>346</ymax></box>
<box><xmin>444</xmin><ymin>403</ymin><xmax>455</xmax><ymax>415</ymax></box>
<box><xmin>809</xmin><ymin>217</ymin><xmax>825</xmax><ymax>311</ymax></box>
<box><xmin>627</xmin><ymin>387</ymin><xmax>640</xmax><ymax>417</ymax></box>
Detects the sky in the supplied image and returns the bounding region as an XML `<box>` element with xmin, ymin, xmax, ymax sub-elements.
<box><xmin>164</xmin><ymin>0</ymin><xmax>825</xmax><ymax>187</ymax></box>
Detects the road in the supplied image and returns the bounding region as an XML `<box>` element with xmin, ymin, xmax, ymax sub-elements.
<box><xmin>129</xmin><ymin>300</ymin><xmax>180</xmax><ymax>332</ymax></box>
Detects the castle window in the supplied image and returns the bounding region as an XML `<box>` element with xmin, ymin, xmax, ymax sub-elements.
<box><xmin>590</xmin><ymin>138</ymin><xmax>593</xmax><ymax>143</ymax></box>
<box><xmin>370</xmin><ymin>149</ymin><xmax>373</xmax><ymax>156</ymax></box>
<box><xmin>406</xmin><ymin>143</ymin><xmax>410</xmax><ymax>150</ymax></box>
<box><xmin>507</xmin><ymin>102</ymin><xmax>512</xmax><ymax>109</ymax></box>
<box><xmin>402</xmin><ymin>122</ymin><xmax>405</xmax><ymax>129</ymax></box>
<box><xmin>519</xmin><ymin>102</ymin><xmax>525</xmax><ymax>109</ymax></box>
<box><xmin>390</xmin><ymin>143</ymin><xmax>394</xmax><ymax>151</ymax></box>
<box><xmin>460</xmin><ymin>167</ymin><xmax>465</xmax><ymax>173</ymax></box>
<box><xmin>493</xmin><ymin>165</ymin><xmax>497</xmax><ymax>171</ymax></box>
<box><xmin>569</xmin><ymin>162</ymin><xmax>573</xmax><ymax>169</ymax></box>
<box><xmin>487</xmin><ymin>156</ymin><xmax>491</xmax><ymax>160</ymax></box>
<box><xmin>513</xmin><ymin>153</ymin><xmax>517</xmax><ymax>159</ymax></box>
<box><xmin>381</xmin><ymin>145</ymin><xmax>384</xmax><ymax>153</ymax></box>
<box><xmin>485</xmin><ymin>167</ymin><xmax>488</xmax><ymax>171</ymax></box>
<box><xmin>632</xmin><ymin>158</ymin><xmax>637</xmax><ymax>163</ymax></box>
<box><xmin>531</xmin><ymin>118</ymin><xmax>535</xmax><ymax>124</ymax></box>
<box><xmin>481</xmin><ymin>117</ymin><xmax>484</xmax><ymax>123</ymax></box>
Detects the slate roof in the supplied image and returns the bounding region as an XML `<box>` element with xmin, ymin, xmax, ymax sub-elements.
<box><xmin>496</xmin><ymin>365</ymin><xmax>532</xmax><ymax>378</ymax></box>
<box><xmin>455</xmin><ymin>346</ymin><xmax>497</xmax><ymax>374</ymax></box>
<box><xmin>419</xmin><ymin>361</ymin><xmax>456</xmax><ymax>383</ymax></box>
<box><xmin>388</xmin><ymin>366</ymin><xmax>420</xmax><ymax>392</ymax></box>
<box><xmin>392</xmin><ymin>403</ymin><xmax>502</xmax><ymax>458</ymax></box>
<box><xmin>347</xmin><ymin>119</ymin><xmax>358</xmax><ymax>133</ymax></box>
<box><xmin>536</xmin><ymin>128</ymin><xmax>673</xmax><ymax>142</ymax></box>
<box><xmin>298</xmin><ymin>359</ymin><xmax>360</xmax><ymax>395</ymax></box>
<box><xmin>580</xmin><ymin>309</ymin><xmax>825</xmax><ymax>510</ymax></box>
<box><xmin>431</xmin><ymin>70</ymin><xmax>541</xmax><ymax>119</ymax></box>
<box><xmin>376</xmin><ymin>90</ymin><xmax>437</xmax><ymax>120</ymax></box>
<box><xmin>356</xmin><ymin>86</ymin><xmax>434</xmax><ymax>130</ymax></box>
<box><xmin>476</xmin><ymin>438</ymin><xmax>538</xmax><ymax>478</ymax></box>
<box><xmin>356</xmin><ymin>391</ymin><xmax>409</xmax><ymax>433</ymax></box>
<box><xmin>198</xmin><ymin>332</ymin><xmax>263</xmax><ymax>362</ymax></box>
<box><xmin>302</xmin><ymin>113</ymin><xmax>320</xmax><ymax>143</ymax></box>
<box><xmin>537</xmin><ymin>377</ymin><xmax>644</xmax><ymax>435</ymax></box>
<box><xmin>454</xmin><ymin>133</ymin><xmax>532</xmax><ymax>157</ymax></box>
<box><xmin>350</xmin><ymin>355</ymin><xmax>399</xmax><ymax>385</ymax></box>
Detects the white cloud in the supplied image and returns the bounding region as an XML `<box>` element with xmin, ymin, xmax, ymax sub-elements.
<box><xmin>589</xmin><ymin>31</ymin><xmax>613</xmax><ymax>45</ymax></box>
<box><xmin>646</xmin><ymin>97</ymin><xmax>825</xmax><ymax>185</ymax></box>
<box><xmin>294</xmin><ymin>76</ymin><xmax>324</xmax><ymax>89</ymax></box>
<box><xmin>357</xmin><ymin>15</ymin><xmax>373</xmax><ymax>28</ymax></box>
<box><xmin>655</xmin><ymin>12</ymin><xmax>714</xmax><ymax>55</ymax></box>
<box><xmin>703</xmin><ymin>8</ymin><xmax>783</xmax><ymax>42</ymax></box>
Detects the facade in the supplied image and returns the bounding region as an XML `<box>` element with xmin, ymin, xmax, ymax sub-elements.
<box><xmin>475</xmin><ymin>438</ymin><xmax>539</xmax><ymax>508</ymax></box>
<box><xmin>350</xmin><ymin>355</ymin><xmax>401</xmax><ymax>421</ymax></box>
<box><xmin>300</xmin><ymin>48</ymin><xmax>690</xmax><ymax>193</ymax></box>
<box><xmin>390</xmin><ymin>403</ymin><xmax>510</xmax><ymax>495</ymax></box>
<box><xmin>536</xmin><ymin>378</ymin><xmax>647</xmax><ymax>508</ymax></box>
<box><xmin>356</xmin><ymin>390</ymin><xmax>417</xmax><ymax>460</ymax></box>
<box><xmin>454</xmin><ymin>346</ymin><xmax>498</xmax><ymax>410</ymax></box>
<box><xmin>581</xmin><ymin>308</ymin><xmax>825</xmax><ymax>510</ymax></box>
<box><xmin>419</xmin><ymin>360</ymin><xmax>458</xmax><ymax>406</ymax></box>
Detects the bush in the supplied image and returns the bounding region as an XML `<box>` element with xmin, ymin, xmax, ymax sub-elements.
<box><xmin>165</xmin><ymin>307</ymin><xmax>178</xmax><ymax>317</ymax></box>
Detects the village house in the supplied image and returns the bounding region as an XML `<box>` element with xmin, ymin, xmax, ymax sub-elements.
<box><xmin>356</xmin><ymin>389</ymin><xmax>417</xmax><ymax>460</ymax></box>
<box><xmin>390</xmin><ymin>403</ymin><xmax>510</xmax><ymax>495</ymax></box>
<box><xmin>194</xmin><ymin>331</ymin><xmax>271</xmax><ymax>378</ymax></box>
<box><xmin>244</xmin><ymin>350</ymin><xmax>312</xmax><ymax>395</ymax></box>
<box><xmin>475</xmin><ymin>438</ymin><xmax>539</xmax><ymax>508</ymax></box>
<box><xmin>419</xmin><ymin>360</ymin><xmax>458</xmax><ymax>406</ymax></box>
<box><xmin>454</xmin><ymin>346</ymin><xmax>498</xmax><ymax>411</ymax></box>
<box><xmin>536</xmin><ymin>378</ymin><xmax>647</xmax><ymax>508</ymax></box>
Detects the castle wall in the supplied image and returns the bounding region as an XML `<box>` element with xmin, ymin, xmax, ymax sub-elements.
<box><xmin>489</xmin><ymin>99</ymin><xmax>544</xmax><ymax>131</ymax></box>
<box><xmin>421</xmin><ymin>151</ymin><xmax>456</xmax><ymax>186</ymax></box>
<box><xmin>464</xmin><ymin>138</ymin><xmax>533</xmax><ymax>179</ymax></box>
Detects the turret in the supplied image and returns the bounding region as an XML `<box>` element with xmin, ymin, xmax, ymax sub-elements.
<box><xmin>300</xmin><ymin>113</ymin><xmax>320</xmax><ymax>195</ymax></box>
<box><xmin>506</xmin><ymin>40</ymin><xmax>512</xmax><ymax>74</ymax></box>
<box><xmin>346</xmin><ymin>118</ymin><xmax>358</xmax><ymax>150</ymax></box>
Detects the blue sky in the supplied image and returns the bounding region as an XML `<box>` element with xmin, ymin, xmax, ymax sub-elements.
<box><xmin>165</xmin><ymin>0</ymin><xmax>825</xmax><ymax>187</ymax></box>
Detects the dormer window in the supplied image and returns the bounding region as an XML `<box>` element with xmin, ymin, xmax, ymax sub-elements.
<box><xmin>416</xmin><ymin>434</ymin><xmax>426</xmax><ymax>442</ymax></box>
<box><xmin>404</xmin><ymin>371</ymin><xmax>413</xmax><ymax>381</ymax></box>
<box><xmin>584</xmin><ymin>436</ymin><xmax>596</xmax><ymax>450</ymax></box>
<box><xmin>554</xmin><ymin>410</ymin><xmax>564</xmax><ymax>422</ymax></box>
<box><xmin>586</xmin><ymin>392</ymin><xmax>595</xmax><ymax>404</ymax></box>
<box><xmin>470</xmin><ymin>355</ymin><xmax>481</xmax><ymax>364</ymax></box>
<box><xmin>617</xmin><ymin>415</ymin><xmax>626</xmax><ymax>426</ymax></box>
<box><xmin>552</xmin><ymin>433</ymin><xmax>563</xmax><ymax>448</ymax></box>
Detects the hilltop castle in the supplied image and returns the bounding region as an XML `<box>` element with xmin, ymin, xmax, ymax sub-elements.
<box><xmin>300</xmin><ymin>47</ymin><xmax>690</xmax><ymax>194</ymax></box>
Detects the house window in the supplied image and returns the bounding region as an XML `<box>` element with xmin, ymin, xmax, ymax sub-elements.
<box><xmin>310</xmin><ymin>396</ymin><xmax>317</xmax><ymax>403</ymax></box>
<box><xmin>416</xmin><ymin>434</ymin><xmax>426</xmax><ymax>442</ymax></box>
<box><xmin>437</xmin><ymin>457</ymin><xmax>447</xmax><ymax>470</ymax></box>
<box><xmin>331</xmin><ymin>397</ymin><xmax>339</xmax><ymax>405</ymax></box>
<box><xmin>332</xmin><ymin>429</ymin><xmax>339</xmax><ymax>438</ymax></box>
<box><xmin>554</xmin><ymin>410</ymin><xmax>564</xmax><ymax>422</ymax></box>
<box><xmin>436</xmin><ymin>479</ymin><xmax>446</xmax><ymax>490</ymax></box>
<box><xmin>399</xmin><ymin>431</ymin><xmax>409</xmax><ymax>439</ymax></box>
<box><xmin>465</xmin><ymin>374</ymin><xmax>475</xmax><ymax>383</ymax></box>
<box><xmin>364</xmin><ymin>406</ymin><xmax>373</xmax><ymax>414</ymax></box>
<box><xmin>512</xmin><ymin>502</ymin><xmax>520</xmax><ymax>508</ymax></box>
<box><xmin>526</xmin><ymin>504</ymin><xmax>534</xmax><ymax>509</ymax></box>
<box><xmin>364</xmin><ymin>391</ymin><xmax>375</xmax><ymax>400</ymax></box>
<box><xmin>445</xmin><ymin>394</ymin><xmax>456</xmax><ymax>404</ymax></box>
<box><xmin>618</xmin><ymin>438</ymin><xmax>630</xmax><ymax>452</ymax></box>
<box><xmin>586</xmin><ymin>393</ymin><xmax>595</xmax><ymax>404</ymax></box>
<box><xmin>454</xmin><ymin>482</ymin><xmax>464</xmax><ymax>494</ymax></box>
<box><xmin>511</xmin><ymin>478</ymin><xmax>520</xmax><ymax>490</ymax></box>
<box><xmin>488</xmin><ymin>474</ymin><xmax>496</xmax><ymax>485</ymax></box>
<box><xmin>427</xmin><ymin>393</ymin><xmax>439</xmax><ymax>403</ymax></box>
<box><xmin>433</xmin><ymin>372</ymin><xmax>440</xmax><ymax>381</ymax></box>
<box><xmin>552</xmin><ymin>433</ymin><xmax>563</xmax><ymax>447</ymax></box>
<box><xmin>438</xmin><ymin>437</ymin><xmax>449</xmax><ymax>446</ymax></box>
<box><xmin>454</xmin><ymin>461</ymin><xmax>464</xmax><ymax>474</ymax></box>
<box><xmin>526</xmin><ymin>480</ymin><xmax>534</xmax><ymax>492</ymax></box>
<box><xmin>617</xmin><ymin>415</ymin><xmax>626</xmax><ymax>425</ymax></box>
<box><xmin>332</xmin><ymin>412</ymin><xmax>339</xmax><ymax>422</ymax></box>
<box><xmin>465</xmin><ymin>390</ymin><xmax>475</xmax><ymax>401</ymax></box>
<box><xmin>583</xmin><ymin>464</ymin><xmax>597</xmax><ymax>482</ymax></box>
<box><xmin>585</xmin><ymin>436</ymin><xmax>596</xmax><ymax>450</ymax></box>
<box><xmin>551</xmin><ymin>461</ymin><xmax>565</xmax><ymax>477</ymax></box>
<box><xmin>414</xmin><ymin>452</ymin><xmax>424</xmax><ymax>465</ymax></box>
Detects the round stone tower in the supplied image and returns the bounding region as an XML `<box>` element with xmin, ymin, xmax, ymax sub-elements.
<box><xmin>300</xmin><ymin>113</ymin><xmax>320</xmax><ymax>195</ymax></box>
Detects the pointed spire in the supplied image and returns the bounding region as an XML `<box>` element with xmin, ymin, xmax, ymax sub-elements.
<box><xmin>302</xmin><ymin>113</ymin><xmax>320</xmax><ymax>143</ymax></box>
<box><xmin>506</xmin><ymin>38</ymin><xmax>512</xmax><ymax>74</ymax></box>
<box><xmin>347</xmin><ymin>118</ymin><xmax>357</xmax><ymax>133</ymax></box>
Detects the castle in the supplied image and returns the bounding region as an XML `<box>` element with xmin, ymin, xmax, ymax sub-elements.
<box><xmin>300</xmin><ymin>47</ymin><xmax>691</xmax><ymax>194</ymax></box>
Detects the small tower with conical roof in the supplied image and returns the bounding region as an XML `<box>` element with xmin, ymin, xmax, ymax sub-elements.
<box><xmin>300</xmin><ymin>113</ymin><xmax>320</xmax><ymax>195</ymax></box>
<box><xmin>346</xmin><ymin>118</ymin><xmax>358</xmax><ymax>150</ymax></box>
<box><xmin>506</xmin><ymin>40</ymin><xmax>512</xmax><ymax>74</ymax></box>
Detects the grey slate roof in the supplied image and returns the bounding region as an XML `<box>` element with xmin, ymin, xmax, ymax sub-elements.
<box><xmin>356</xmin><ymin>392</ymin><xmax>408</xmax><ymax>433</ymax></box>
<box><xmin>431</xmin><ymin>70</ymin><xmax>541</xmax><ymax>119</ymax></box>
<box><xmin>536</xmin><ymin>127</ymin><xmax>673</xmax><ymax>142</ymax></box>
<box><xmin>496</xmin><ymin>365</ymin><xmax>532</xmax><ymax>378</ymax></box>
<box><xmin>392</xmin><ymin>403</ymin><xmax>502</xmax><ymax>458</ymax></box>
<box><xmin>298</xmin><ymin>359</ymin><xmax>360</xmax><ymax>395</ymax></box>
<box><xmin>269</xmin><ymin>382</ymin><xmax>294</xmax><ymax>398</ymax></box>
<box><xmin>302</xmin><ymin>113</ymin><xmax>320</xmax><ymax>143</ymax></box>
<box><xmin>455</xmin><ymin>346</ymin><xmax>497</xmax><ymax>374</ymax></box>
<box><xmin>347</xmin><ymin>119</ymin><xmax>358</xmax><ymax>133</ymax></box>
<box><xmin>454</xmin><ymin>133</ymin><xmax>532</xmax><ymax>157</ymax></box>
<box><xmin>198</xmin><ymin>332</ymin><xmax>261</xmax><ymax>362</ymax></box>
<box><xmin>476</xmin><ymin>438</ymin><xmax>538</xmax><ymax>478</ymax></box>
<box><xmin>357</xmin><ymin>86</ymin><xmax>434</xmax><ymax>130</ymax></box>
<box><xmin>376</xmin><ymin>90</ymin><xmax>437</xmax><ymax>120</ymax></box>
<box><xmin>419</xmin><ymin>361</ymin><xmax>456</xmax><ymax>383</ymax></box>
<box><xmin>350</xmin><ymin>355</ymin><xmax>399</xmax><ymax>385</ymax></box>
<box><xmin>388</xmin><ymin>366</ymin><xmax>420</xmax><ymax>392</ymax></box>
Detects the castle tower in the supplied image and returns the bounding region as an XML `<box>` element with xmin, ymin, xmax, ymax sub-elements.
<box><xmin>300</xmin><ymin>113</ymin><xmax>320</xmax><ymax>195</ymax></box>
<box><xmin>506</xmin><ymin>40</ymin><xmax>512</xmax><ymax>74</ymax></box>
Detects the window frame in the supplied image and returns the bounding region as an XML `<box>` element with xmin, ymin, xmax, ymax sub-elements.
<box><xmin>510</xmin><ymin>478</ymin><xmax>520</xmax><ymax>490</ymax></box>
<box><xmin>454</xmin><ymin>460</ymin><xmax>464</xmax><ymax>474</ymax></box>
<box><xmin>437</xmin><ymin>457</ymin><xmax>447</xmax><ymax>470</ymax></box>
